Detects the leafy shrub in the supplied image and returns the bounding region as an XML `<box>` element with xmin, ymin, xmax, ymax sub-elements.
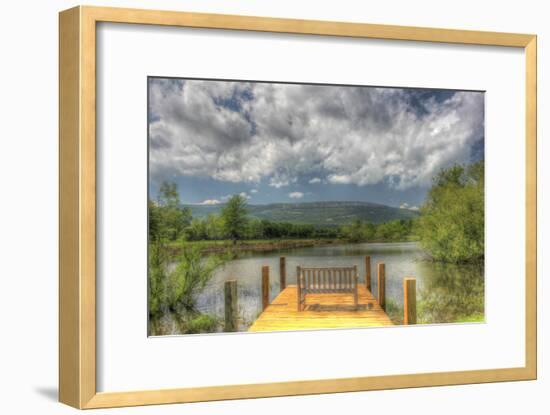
<box><xmin>185</xmin><ymin>314</ymin><xmax>219</xmax><ymax>334</ymax></box>
<box><xmin>416</xmin><ymin>162</ymin><xmax>484</xmax><ymax>263</ymax></box>
<box><xmin>167</xmin><ymin>246</ymin><xmax>226</xmax><ymax>313</ymax></box>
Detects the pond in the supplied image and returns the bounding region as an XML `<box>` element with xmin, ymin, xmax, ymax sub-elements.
<box><xmin>194</xmin><ymin>241</ymin><xmax>485</xmax><ymax>331</ymax></box>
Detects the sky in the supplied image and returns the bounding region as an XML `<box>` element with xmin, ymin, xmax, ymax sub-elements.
<box><xmin>148</xmin><ymin>77</ymin><xmax>484</xmax><ymax>209</ymax></box>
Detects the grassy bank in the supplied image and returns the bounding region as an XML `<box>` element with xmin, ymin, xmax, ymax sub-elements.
<box><xmin>166</xmin><ymin>238</ymin><xmax>341</xmax><ymax>255</ymax></box>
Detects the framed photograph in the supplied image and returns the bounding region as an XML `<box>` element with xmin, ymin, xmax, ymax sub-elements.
<box><xmin>59</xmin><ymin>6</ymin><xmax>537</xmax><ymax>409</ymax></box>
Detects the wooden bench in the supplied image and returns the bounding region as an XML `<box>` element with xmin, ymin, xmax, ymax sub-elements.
<box><xmin>296</xmin><ymin>266</ymin><xmax>359</xmax><ymax>311</ymax></box>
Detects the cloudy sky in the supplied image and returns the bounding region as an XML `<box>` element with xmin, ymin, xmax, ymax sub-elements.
<box><xmin>148</xmin><ymin>78</ymin><xmax>484</xmax><ymax>209</ymax></box>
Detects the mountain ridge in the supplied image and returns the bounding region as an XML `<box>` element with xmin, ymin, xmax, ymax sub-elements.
<box><xmin>182</xmin><ymin>200</ymin><xmax>419</xmax><ymax>226</ymax></box>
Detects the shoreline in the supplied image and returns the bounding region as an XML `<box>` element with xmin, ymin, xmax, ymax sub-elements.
<box><xmin>168</xmin><ymin>239</ymin><xmax>339</xmax><ymax>255</ymax></box>
<box><xmin>166</xmin><ymin>238</ymin><xmax>420</xmax><ymax>256</ymax></box>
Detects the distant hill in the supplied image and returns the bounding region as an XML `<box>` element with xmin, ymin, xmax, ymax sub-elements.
<box><xmin>182</xmin><ymin>201</ymin><xmax>418</xmax><ymax>226</ymax></box>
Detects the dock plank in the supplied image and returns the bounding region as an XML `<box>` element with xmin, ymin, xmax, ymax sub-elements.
<box><xmin>248</xmin><ymin>285</ymin><xmax>394</xmax><ymax>332</ymax></box>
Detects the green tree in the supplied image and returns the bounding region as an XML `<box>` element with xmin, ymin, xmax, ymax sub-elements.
<box><xmin>416</xmin><ymin>161</ymin><xmax>484</xmax><ymax>263</ymax></box>
<box><xmin>155</xmin><ymin>181</ymin><xmax>191</xmax><ymax>240</ymax></box>
<box><xmin>148</xmin><ymin>199</ymin><xmax>162</xmax><ymax>242</ymax></box>
<box><xmin>363</xmin><ymin>222</ymin><xmax>376</xmax><ymax>240</ymax></box>
<box><xmin>158</xmin><ymin>181</ymin><xmax>179</xmax><ymax>207</ymax></box>
<box><xmin>220</xmin><ymin>194</ymin><xmax>249</xmax><ymax>243</ymax></box>
<box><xmin>341</xmin><ymin>219</ymin><xmax>365</xmax><ymax>242</ymax></box>
<box><xmin>205</xmin><ymin>214</ymin><xmax>225</xmax><ymax>240</ymax></box>
<box><xmin>185</xmin><ymin>218</ymin><xmax>208</xmax><ymax>241</ymax></box>
<box><xmin>245</xmin><ymin>218</ymin><xmax>265</xmax><ymax>240</ymax></box>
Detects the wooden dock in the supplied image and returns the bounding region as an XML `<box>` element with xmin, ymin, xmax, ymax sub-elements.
<box><xmin>248</xmin><ymin>284</ymin><xmax>393</xmax><ymax>332</ymax></box>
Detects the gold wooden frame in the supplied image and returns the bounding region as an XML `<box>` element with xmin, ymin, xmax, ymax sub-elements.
<box><xmin>59</xmin><ymin>5</ymin><xmax>537</xmax><ymax>409</ymax></box>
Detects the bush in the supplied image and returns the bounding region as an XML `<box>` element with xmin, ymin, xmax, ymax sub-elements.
<box><xmin>384</xmin><ymin>298</ymin><xmax>403</xmax><ymax>325</ymax></box>
<box><xmin>148</xmin><ymin>241</ymin><xmax>169</xmax><ymax>318</ymax></box>
<box><xmin>416</xmin><ymin>162</ymin><xmax>484</xmax><ymax>263</ymax></box>
<box><xmin>168</xmin><ymin>246</ymin><xmax>226</xmax><ymax>313</ymax></box>
<box><xmin>148</xmin><ymin>243</ymin><xmax>226</xmax><ymax>324</ymax></box>
<box><xmin>185</xmin><ymin>314</ymin><xmax>219</xmax><ymax>334</ymax></box>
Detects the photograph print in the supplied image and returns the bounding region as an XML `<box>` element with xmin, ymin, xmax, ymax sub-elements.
<box><xmin>147</xmin><ymin>77</ymin><xmax>485</xmax><ymax>336</ymax></box>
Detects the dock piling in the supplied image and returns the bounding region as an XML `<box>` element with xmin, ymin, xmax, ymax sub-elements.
<box><xmin>262</xmin><ymin>266</ymin><xmax>270</xmax><ymax>310</ymax></box>
<box><xmin>296</xmin><ymin>266</ymin><xmax>301</xmax><ymax>311</ymax></box>
<box><xmin>279</xmin><ymin>256</ymin><xmax>286</xmax><ymax>290</ymax></box>
<box><xmin>224</xmin><ymin>280</ymin><xmax>238</xmax><ymax>332</ymax></box>
<box><xmin>378</xmin><ymin>263</ymin><xmax>386</xmax><ymax>311</ymax></box>
<box><xmin>404</xmin><ymin>278</ymin><xmax>417</xmax><ymax>325</ymax></box>
<box><xmin>353</xmin><ymin>265</ymin><xmax>359</xmax><ymax>308</ymax></box>
<box><xmin>365</xmin><ymin>256</ymin><xmax>371</xmax><ymax>291</ymax></box>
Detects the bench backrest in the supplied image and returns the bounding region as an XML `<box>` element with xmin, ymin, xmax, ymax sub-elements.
<box><xmin>298</xmin><ymin>266</ymin><xmax>358</xmax><ymax>293</ymax></box>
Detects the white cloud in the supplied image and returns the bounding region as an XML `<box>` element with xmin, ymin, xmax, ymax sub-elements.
<box><xmin>308</xmin><ymin>177</ymin><xmax>322</xmax><ymax>184</ymax></box>
<box><xmin>400</xmin><ymin>202</ymin><xmax>420</xmax><ymax>211</ymax></box>
<box><xmin>198</xmin><ymin>199</ymin><xmax>221</xmax><ymax>205</ymax></box>
<box><xmin>220</xmin><ymin>193</ymin><xmax>250</xmax><ymax>201</ymax></box>
<box><xmin>250</xmin><ymin>189</ymin><xmax>258</xmax><ymax>193</ymax></box>
<box><xmin>328</xmin><ymin>174</ymin><xmax>352</xmax><ymax>185</ymax></box>
<box><xmin>149</xmin><ymin>79</ymin><xmax>484</xmax><ymax>190</ymax></box>
<box><xmin>289</xmin><ymin>192</ymin><xmax>304</xmax><ymax>199</ymax></box>
<box><xmin>269</xmin><ymin>178</ymin><xmax>290</xmax><ymax>188</ymax></box>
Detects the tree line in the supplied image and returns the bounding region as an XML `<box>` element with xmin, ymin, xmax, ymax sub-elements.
<box><xmin>149</xmin><ymin>159</ymin><xmax>484</xmax><ymax>263</ymax></box>
<box><xmin>339</xmin><ymin>218</ymin><xmax>414</xmax><ymax>242</ymax></box>
<box><xmin>148</xmin><ymin>183</ymin><xmax>342</xmax><ymax>243</ymax></box>
<box><xmin>148</xmin><ymin>182</ymin><xmax>413</xmax><ymax>244</ymax></box>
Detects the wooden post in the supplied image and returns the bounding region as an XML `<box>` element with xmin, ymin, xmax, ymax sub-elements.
<box><xmin>296</xmin><ymin>266</ymin><xmax>301</xmax><ymax>311</ymax></box>
<box><xmin>279</xmin><ymin>256</ymin><xmax>286</xmax><ymax>291</ymax></box>
<box><xmin>262</xmin><ymin>266</ymin><xmax>270</xmax><ymax>311</ymax></box>
<box><xmin>353</xmin><ymin>265</ymin><xmax>358</xmax><ymax>308</ymax></box>
<box><xmin>365</xmin><ymin>255</ymin><xmax>371</xmax><ymax>291</ymax></box>
<box><xmin>378</xmin><ymin>263</ymin><xmax>386</xmax><ymax>311</ymax></box>
<box><xmin>224</xmin><ymin>280</ymin><xmax>238</xmax><ymax>332</ymax></box>
<box><xmin>404</xmin><ymin>278</ymin><xmax>417</xmax><ymax>325</ymax></box>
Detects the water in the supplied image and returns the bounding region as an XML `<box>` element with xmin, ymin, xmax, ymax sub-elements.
<box><xmin>195</xmin><ymin>242</ymin><xmax>485</xmax><ymax>330</ymax></box>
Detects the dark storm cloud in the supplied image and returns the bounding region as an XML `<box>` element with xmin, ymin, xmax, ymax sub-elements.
<box><xmin>149</xmin><ymin>79</ymin><xmax>484</xmax><ymax>190</ymax></box>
